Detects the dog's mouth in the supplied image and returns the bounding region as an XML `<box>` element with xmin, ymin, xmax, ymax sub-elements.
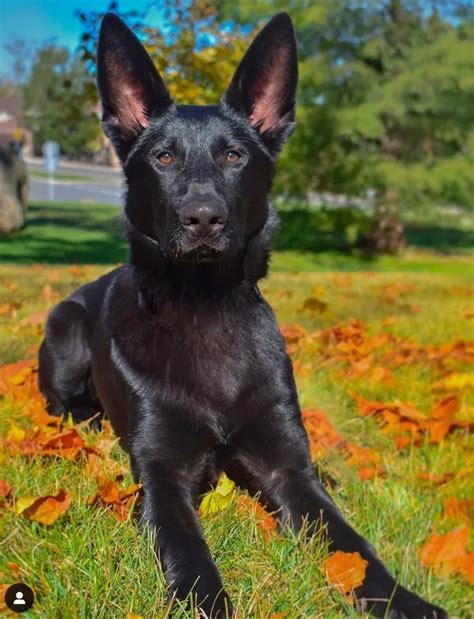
<box><xmin>179</xmin><ymin>243</ymin><xmax>224</xmax><ymax>263</ymax></box>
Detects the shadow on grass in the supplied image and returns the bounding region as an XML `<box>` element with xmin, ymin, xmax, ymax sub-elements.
<box><xmin>404</xmin><ymin>223</ymin><xmax>474</xmax><ymax>252</ymax></box>
<box><xmin>275</xmin><ymin>210</ymin><xmax>473</xmax><ymax>254</ymax></box>
<box><xmin>0</xmin><ymin>202</ymin><xmax>127</xmax><ymax>264</ymax></box>
<box><xmin>0</xmin><ymin>202</ymin><xmax>471</xmax><ymax>265</ymax></box>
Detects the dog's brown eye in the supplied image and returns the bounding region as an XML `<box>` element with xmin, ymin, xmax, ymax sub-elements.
<box><xmin>157</xmin><ymin>151</ymin><xmax>174</xmax><ymax>165</ymax></box>
<box><xmin>225</xmin><ymin>150</ymin><xmax>241</xmax><ymax>164</ymax></box>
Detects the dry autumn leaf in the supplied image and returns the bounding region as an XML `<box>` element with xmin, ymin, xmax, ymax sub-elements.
<box><xmin>324</xmin><ymin>550</ymin><xmax>368</xmax><ymax>593</ymax></box>
<box><xmin>417</xmin><ymin>471</ymin><xmax>455</xmax><ymax>486</ymax></box>
<box><xmin>443</xmin><ymin>497</ymin><xmax>474</xmax><ymax>524</ymax></box>
<box><xmin>236</xmin><ymin>495</ymin><xmax>277</xmax><ymax>539</ymax></box>
<box><xmin>16</xmin><ymin>489</ymin><xmax>72</xmax><ymax>525</ymax></box>
<box><xmin>0</xmin><ymin>479</ymin><xmax>13</xmax><ymax>498</ymax></box>
<box><xmin>20</xmin><ymin>310</ymin><xmax>49</xmax><ymax>327</ymax></box>
<box><xmin>433</xmin><ymin>372</ymin><xmax>474</xmax><ymax>392</ymax></box>
<box><xmin>0</xmin><ymin>359</ymin><xmax>36</xmax><ymax>394</ymax></box>
<box><xmin>350</xmin><ymin>391</ymin><xmax>473</xmax><ymax>448</ymax></box>
<box><xmin>302</xmin><ymin>408</ymin><xmax>384</xmax><ymax>480</ymax></box>
<box><xmin>41</xmin><ymin>429</ymin><xmax>85</xmax><ymax>459</ymax></box>
<box><xmin>0</xmin><ymin>479</ymin><xmax>13</xmax><ymax>507</ymax></box>
<box><xmin>199</xmin><ymin>472</ymin><xmax>235</xmax><ymax>516</ymax></box>
<box><xmin>41</xmin><ymin>284</ymin><xmax>59</xmax><ymax>303</ymax></box>
<box><xmin>299</xmin><ymin>296</ymin><xmax>328</xmax><ymax>314</ymax></box>
<box><xmin>280</xmin><ymin>323</ymin><xmax>307</xmax><ymax>353</ymax></box>
<box><xmin>420</xmin><ymin>527</ymin><xmax>474</xmax><ymax>584</ymax></box>
<box><xmin>87</xmin><ymin>478</ymin><xmax>141</xmax><ymax>522</ymax></box>
<box><xmin>302</xmin><ymin>407</ymin><xmax>347</xmax><ymax>458</ymax></box>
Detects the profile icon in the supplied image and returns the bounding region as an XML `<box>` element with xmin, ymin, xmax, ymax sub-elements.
<box><xmin>4</xmin><ymin>583</ymin><xmax>34</xmax><ymax>613</ymax></box>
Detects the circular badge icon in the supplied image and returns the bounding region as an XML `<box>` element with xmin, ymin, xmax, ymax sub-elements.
<box><xmin>4</xmin><ymin>583</ymin><xmax>34</xmax><ymax>613</ymax></box>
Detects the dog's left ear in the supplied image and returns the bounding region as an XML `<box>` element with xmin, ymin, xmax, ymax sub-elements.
<box><xmin>97</xmin><ymin>13</ymin><xmax>173</xmax><ymax>162</ymax></box>
<box><xmin>222</xmin><ymin>13</ymin><xmax>298</xmax><ymax>155</ymax></box>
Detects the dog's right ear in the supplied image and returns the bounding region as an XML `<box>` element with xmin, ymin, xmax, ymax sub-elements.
<box><xmin>97</xmin><ymin>13</ymin><xmax>172</xmax><ymax>162</ymax></box>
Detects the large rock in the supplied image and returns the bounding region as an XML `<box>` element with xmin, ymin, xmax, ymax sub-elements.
<box><xmin>0</xmin><ymin>143</ymin><xmax>28</xmax><ymax>234</ymax></box>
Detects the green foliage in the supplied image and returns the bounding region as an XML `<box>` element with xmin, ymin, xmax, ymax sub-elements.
<box><xmin>221</xmin><ymin>1</ymin><xmax>474</xmax><ymax>208</ymax></box>
<box><xmin>76</xmin><ymin>0</ymin><xmax>252</xmax><ymax>106</ymax></box>
<box><xmin>365</xmin><ymin>156</ymin><xmax>474</xmax><ymax>208</ymax></box>
<box><xmin>13</xmin><ymin>0</ymin><xmax>473</xmax><ymax>214</ymax></box>
<box><xmin>22</xmin><ymin>45</ymin><xmax>100</xmax><ymax>157</ymax></box>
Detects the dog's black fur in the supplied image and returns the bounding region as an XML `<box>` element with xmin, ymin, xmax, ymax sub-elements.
<box><xmin>38</xmin><ymin>13</ymin><xmax>448</xmax><ymax>619</ymax></box>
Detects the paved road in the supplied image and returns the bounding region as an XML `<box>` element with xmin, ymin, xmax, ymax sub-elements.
<box><xmin>26</xmin><ymin>158</ymin><xmax>124</xmax><ymax>206</ymax></box>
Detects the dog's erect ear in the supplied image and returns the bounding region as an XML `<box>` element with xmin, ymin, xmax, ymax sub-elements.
<box><xmin>97</xmin><ymin>13</ymin><xmax>172</xmax><ymax>162</ymax></box>
<box><xmin>222</xmin><ymin>13</ymin><xmax>298</xmax><ymax>155</ymax></box>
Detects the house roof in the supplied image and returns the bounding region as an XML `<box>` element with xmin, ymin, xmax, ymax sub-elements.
<box><xmin>0</xmin><ymin>96</ymin><xmax>24</xmax><ymax>135</ymax></box>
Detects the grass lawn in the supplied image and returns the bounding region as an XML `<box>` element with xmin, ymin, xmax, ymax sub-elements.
<box><xmin>0</xmin><ymin>201</ymin><xmax>473</xmax><ymax>618</ymax></box>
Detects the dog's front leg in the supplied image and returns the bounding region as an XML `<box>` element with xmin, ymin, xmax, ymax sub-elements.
<box><xmin>229</xmin><ymin>416</ymin><xmax>448</xmax><ymax>619</ymax></box>
<box><xmin>134</xmin><ymin>456</ymin><xmax>233</xmax><ymax>618</ymax></box>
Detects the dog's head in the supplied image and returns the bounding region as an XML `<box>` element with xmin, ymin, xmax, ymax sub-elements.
<box><xmin>97</xmin><ymin>13</ymin><xmax>297</xmax><ymax>271</ymax></box>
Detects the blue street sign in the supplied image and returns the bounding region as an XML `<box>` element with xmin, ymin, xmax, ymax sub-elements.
<box><xmin>42</xmin><ymin>140</ymin><xmax>60</xmax><ymax>173</ymax></box>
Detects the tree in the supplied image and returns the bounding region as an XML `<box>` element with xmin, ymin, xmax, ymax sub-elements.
<box><xmin>3</xmin><ymin>38</ymin><xmax>37</xmax><ymax>85</ymax></box>
<box><xmin>77</xmin><ymin>0</ymin><xmax>253</xmax><ymax>105</ymax></box>
<box><xmin>22</xmin><ymin>45</ymin><xmax>100</xmax><ymax>157</ymax></box>
<box><xmin>220</xmin><ymin>1</ymin><xmax>474</xmax><ymax>208</ymax></box>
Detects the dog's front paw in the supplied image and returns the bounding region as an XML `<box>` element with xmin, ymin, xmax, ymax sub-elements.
<box><xmin>356</xmin><ymin>580</ymin><xmax>449</xmax><ymax>619</ymax></box>
<box><xmin>195</xmin><ymin>588</ymin><xmax>233</xmax><ymax>618</ymax></box>
<box><xmin>390</xmin><ymin>585</ymin><xmax>449</xmax><ymax>619</ymax></box>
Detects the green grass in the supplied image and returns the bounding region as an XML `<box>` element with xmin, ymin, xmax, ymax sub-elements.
<box><xmin>0</xmin><ymin>202</ymin><xmax>125</xmax><ymax>264</ymax></box>
<box><xmin>0</xmin><ymin>201</ymin><xmax>473</xmax><ymax>618</ymax></box>
<box><xmin>0</xmin><ymin>200</ymin><xmax>472</xmax><ymax>274</ymax></box>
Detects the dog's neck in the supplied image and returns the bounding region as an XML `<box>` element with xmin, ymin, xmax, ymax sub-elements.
<box><xmin>124</xmin><ymin>208</ymin><xmax>278</xmax><ymax>292</ymax></box>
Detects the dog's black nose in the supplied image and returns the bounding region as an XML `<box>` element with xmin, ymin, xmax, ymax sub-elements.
<box><xmin>179</xmin><ymin>202</ymin><xmax>228</xmax><ymax>237</ymax></box>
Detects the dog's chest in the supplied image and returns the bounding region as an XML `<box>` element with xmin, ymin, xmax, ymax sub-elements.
<box><xmin>112</xmin><ymin>289</ymin><xmax>276</xmax><ymax>411</ymax></box>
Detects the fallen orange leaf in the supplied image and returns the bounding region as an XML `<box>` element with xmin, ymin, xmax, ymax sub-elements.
<box><xmin>236</xmin><ymin>495</ymin><xmax>277</xmax><ymax>539</ymax></box>
<box><xmin>0</xmin><ymin>360</ymin><xmax>35</xmax><ymax>395</ymax></box>
<box><xmin>20</xmin><ymin>310</ymin><xmax>49</xmax><ymax>327</ymax></box>
<box><xmin>87</xmin><ymin>478</ymin><xmax>141</xmax><ymax>522</ymax></box>
<box><xmin>324</xmin><ymin>550</ymin><xmax>368</xmax><ymax>593</ymax></box>
<box><xmin>7</xmin><ymin>562</ymin><xmax>21</xmax><ymax>576</ymax></box>
<box><xmin>41</xmin><ymin>284</ymin><xmax>59</xmax><ymax>303</ymax></box>
<box><xmin>302</xmin><ymin>407</ymin><xmax>347</xmax><ymax>458</ymax></box>
<box><xmin>443</xmin><ymin>497</ymin><xmax>474</xmax><ymax>525</ymax></box>
<box><xmin>417</xmin><ymin>472</ymin><xmax>454</xmax><ymax>486</ymax></box>
<box><xmin>16</xmin><ymin>489</ymin><xmax>72</xmax><ymax>525</ymax></box>
<box><xmin>0</xmin><ymin>479</ymin><xmax>13</xmax><ymax>505</ymax></box>
<box><xmin>420</xmin><ymin>527</ymin><xmax>473</xmax><ymax>584</ymax></box>
<box><xmin>350</xmin><ymin>391</ymin><xmax>472</xmax><ymax>448</ymax></box>
<box><xmin>41</xmin><ymin>429</ymin><xmax>85</xmax><ymax>460</ymax></box>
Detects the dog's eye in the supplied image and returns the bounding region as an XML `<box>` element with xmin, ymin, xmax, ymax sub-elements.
<box><xmin>225</xmin><ymin>150</ymin><xmax>241</xmax><ymax>164</ymax></box>
<box><xmin>157</xmin><ymin>151</ymin><xmax>174</xmax><ymax>165</ymax></box>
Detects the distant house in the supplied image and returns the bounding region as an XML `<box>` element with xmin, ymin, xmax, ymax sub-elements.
<box><xmin>0</xmin><ymin>95</ymin><xmax>32</xmax><ymax>156</ymax></box>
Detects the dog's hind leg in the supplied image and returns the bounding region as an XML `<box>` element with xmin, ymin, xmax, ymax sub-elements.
<box><xmin>39</xmin><ymin>299</ymin><xmax>103</xmax><ymax>428</ymax></box>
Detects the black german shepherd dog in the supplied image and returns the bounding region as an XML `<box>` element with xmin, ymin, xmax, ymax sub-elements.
<box><xmin>38</xmin><ymin>12</ymin><xmax>448</xmax><ymax>619</ymax></box>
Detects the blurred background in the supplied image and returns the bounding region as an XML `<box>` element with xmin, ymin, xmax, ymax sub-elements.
<box><xmin>0</xmin><ymin>0</ymin><xmax>472</xmax><ymax>258</ymax></box>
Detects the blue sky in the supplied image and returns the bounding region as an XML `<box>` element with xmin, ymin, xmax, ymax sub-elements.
<box><xmin>0</xmin><ymin>0</ymin><xmax>163</xmax><ymax>77</ymax></box>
